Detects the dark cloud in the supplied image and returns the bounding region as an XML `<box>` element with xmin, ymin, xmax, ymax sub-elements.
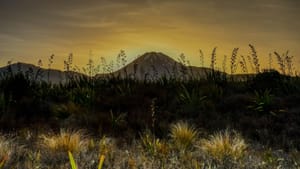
<box><xmin>0</xmin><ymin>0</ymin><xmax>299</xmax><ymax>68</ymax></box>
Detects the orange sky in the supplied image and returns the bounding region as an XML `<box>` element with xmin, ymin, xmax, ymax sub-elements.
<box><xmin>0</xmin><ymin>0</ymin><xmax>299</xmax><ymax>73</ymax></box>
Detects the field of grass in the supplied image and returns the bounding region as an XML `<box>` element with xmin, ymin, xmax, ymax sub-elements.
<box><xmin>0</xmin><ymin>46</ymin><xmax>300</xmax><ymax>168</ymax></box>
<box><xmin>0</xmin><ymin>125</ymin><xmax>299</xmax><ymax>168</ymax></box>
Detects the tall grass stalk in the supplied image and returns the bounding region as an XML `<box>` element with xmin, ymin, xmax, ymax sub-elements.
<box><xmin>239</xmin><ymin>55</ymin><xmax>248</xmax><ymax>73</ymax></box>
<box><xmin>210</xmin><ymin>47</ymin><xmax>217</xmax><ymax>70</ymax></box>
<box><xmin>249</xmin><ymin>44</ymin><xmax>260</xmax><ymax>73</ymax></box>
<box><xmin>268</xmin><ymin>53</ymin><xmax>273</xmax><ymax>70</ymax></box>
<box><xmin>230</xmin><ymin>48</ymin><xmax>239</xmax><ymax>74</ymax></box>
<box><xmin>199</xmin><ymin>49</ymin><xmax>204</xmax><ymax>67</ymax></box>
<box><xmin>98</xmin><ymin>155</ymin><xmax>105</xmax><ymax>169</ymax></box>
<box><xmin>274</xmin><ymin>51</ymin><xmax>285</xmax><ymax>75</ymax></box>
<box><xmin>222</xmin><ymin>55</ymin><xmax>227</xmax><ymax>73</ymax></box>
<box><xmin>68</xmin><ymin>151</ymin><xmax>78</xmax><ymax>169</ymax></box>
<box><xmin>47</xmin><ymin>54</ymin><xmax>54</xmax><ymax>83</ymax></box>
<box><xmin>247</xmin><ymin>55</ymin><xmax>255</xmax><ymax>73</ymax></box>
<box><xmin>284</xmin><ymin>51</ymin><xmax>294</xmax><ymax>76</ymax></box>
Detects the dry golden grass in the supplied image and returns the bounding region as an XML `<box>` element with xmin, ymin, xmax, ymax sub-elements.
<box><xmin>0</xmin><ymin>135</ymin><xmax>12</xmax><ymax>156</ymax></box>
<box><xmin>0</xmin><ymin>135</ymin><xmax>13</xmax><ymax>166</ymax></box>
<box><xmin>0</xmin><ymin>129</ymin><xmax>298</xmax><ymax>168</ymax></box>
<box><xmin>41</xmin><ymin>130</ymin><xmax>87</xmax><ymax>153</ymax></box>
<box><xmin>200</xmin><ymin>129</ymin><xmax>247</xmax><ymax>162</ymax></box>
<box><xmin>170</xmin><ymin>121</ymin><xmax>198</xmax><ymax>151</ymax></box>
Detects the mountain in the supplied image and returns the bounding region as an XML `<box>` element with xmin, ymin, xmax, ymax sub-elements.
<box><xmin>109</xmin><ymin>52</ymin><xmax>223</xmax><ymax>80</ymax></box>
<box><xmin>0</xmin><ymin>52</ymin><xmax>226</xmax><ymax>83</ymax></box>
<box><xmin>0</xmin><ymin>62</ymin><xmax>84</xmax><ymax>84</ymax></box>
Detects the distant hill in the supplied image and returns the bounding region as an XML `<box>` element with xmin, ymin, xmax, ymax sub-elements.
<box><xmin>0</xmin><ymin>62</ymin><xmax>84</xmax><ymax>84</ymax></box>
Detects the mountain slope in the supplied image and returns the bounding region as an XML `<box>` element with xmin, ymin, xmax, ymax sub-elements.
<box><xmin>110</xmin><ymin>52</ymin><xmax>222</xmax><ymax>80</ymax></box>
<box><xmin>0</xmin><ymin>62</ymin><xmax>84</xmax><ymax>83</ymax></box>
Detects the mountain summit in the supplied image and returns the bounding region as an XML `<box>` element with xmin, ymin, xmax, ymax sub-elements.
<box><xmin>113</xmin><ymin>52</ymin><xmax>215</xmax><ymax>80</ymax></box>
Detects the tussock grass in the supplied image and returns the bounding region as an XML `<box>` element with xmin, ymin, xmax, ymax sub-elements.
<box><xmin>200</xmin><ymin>129</ymin><xmax>247</xmax><ymax>162</ymax></box>
<box><xmin>170</xmin><ymin>121</ymin><xmax>198</xmax><ymax>151</ymax></box>
<box><xmin>0</xmin><ymin>129</ymin><xmax>298</xmax><ymax>168</ymax></box>
<box><xmin>41</xmin><ymin>130</ymin><xmax>87</xmax><ymax>153</ymax></box>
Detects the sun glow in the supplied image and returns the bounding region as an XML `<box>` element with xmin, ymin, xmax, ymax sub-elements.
<box><xmin>0</xmin><ymin>0</ymin><xmax>299</xmax><ymax>72</ymax></box>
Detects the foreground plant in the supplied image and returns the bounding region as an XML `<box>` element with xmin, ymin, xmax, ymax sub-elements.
<box><xmin>68</xmin><ymin>151</ymin><xmax>78</xmax><ymax>169</ymax></box>
<box><xmin>139</xmin><ymin>131</ymin><xmax>159</xmax><ymax>156</ymax></box>
<box><xmin>68</xmin><ymin>151</ymin><xmax>105</xmax><ymax>169</ymax></box>
<box><xmin>170</xmin><ymin>121</ymin><xmax>198</xmax><ymax>152</ymax></box>
<box><xmin>250</xmin><ymin>89</ymin><xmax>273</xmax><ymax>113</ymax></box>
<box><xmin>140</xmin><ymin>131</ymin><xmax>169</xmax><ymax>158</ymax></box>
<box><xmin>0</xmin><ymin>135</ymin><xmax>13</xmax><ymax>168</ymax></box>
<box><xmin>0</xmin><ymin>156</ymin><xmax>7</xmax><ymax>169</ymax></box>
<box><xmin>41</xmin><ymin>130</ymin><xmax>87</xmax><ymax>153</ymax></box>
<box><xmin>200</xmin><ymin>129</ymin><xmax>247</xmax><ymax>163</ymax></box>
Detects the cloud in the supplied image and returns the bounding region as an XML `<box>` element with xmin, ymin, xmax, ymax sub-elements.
<box><xmin>0</xmin><ymin>0</ymin><xmax>299</xmax><ymax>68</ymax></box>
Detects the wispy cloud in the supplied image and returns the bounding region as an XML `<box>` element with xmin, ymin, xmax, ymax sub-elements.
<box><xmin>0</xmin><ymin>0</ymin><xmax>299</xmax><ymax>68</ymax></box>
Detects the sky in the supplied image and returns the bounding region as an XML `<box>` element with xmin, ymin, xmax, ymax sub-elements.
<box><xmin>0</xmin><ymin>0</ymin><xmax>299</xmax><ymax>73</ymax></box>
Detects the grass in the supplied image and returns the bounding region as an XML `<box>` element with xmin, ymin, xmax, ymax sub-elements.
<box><xmin>170</xmin><ymin>121</ymin><xmax>198</xmax><ymax>151</ymax></box>
<box><xmin>0</xmin><ymin>128</ymin><xmax>297</xmax><ymax>168</ymax></box>
<box><xmin>0</xmin><ymin>135</ymin><xmax>12</xmax><ymax>168</ymax></box>
<box><xmin>68</xmin><ymin>151</ymin><xmax>106</xmax><ymax>169</ymax></box>
<box><xmin>41</xmin><ymin>130</ymin><xmax>87</xmax><ymax>153</ymax></box>
<box><xmin>200</xmin><ymin>129</ymin><xmax>247</xmax><ymax>163</ymax></box>
<box><xmin>68</xmin><ymin>151</ymin><xmax>78</xmax><ymax>169</ymax></box>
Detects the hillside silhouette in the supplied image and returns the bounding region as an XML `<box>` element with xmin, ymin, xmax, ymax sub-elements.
<box><xmin>0</xmin><ymin>52</ymin><xmax>224</xmax><ymax>82</ymax></box>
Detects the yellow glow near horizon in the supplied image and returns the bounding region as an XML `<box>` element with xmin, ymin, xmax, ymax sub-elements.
<box><xmin>0</xmin><ymin>0</ymin><xmax>299</xmax><ymax>74</ymax></box>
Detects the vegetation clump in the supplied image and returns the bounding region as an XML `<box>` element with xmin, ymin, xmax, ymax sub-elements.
<box><xmin>200</xmin><ymin>129</ymin><xmax>247</xmax><ymax>164</ymax></box>
<box><xmin>170</xmin><ymin>121</ymin><xmax>198</xmax><ymax>152</ymax></box>
<box><xmin>41</xmin><ymin>130</ymin><xmax>87</xmax><ymax>153</ymax></box>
